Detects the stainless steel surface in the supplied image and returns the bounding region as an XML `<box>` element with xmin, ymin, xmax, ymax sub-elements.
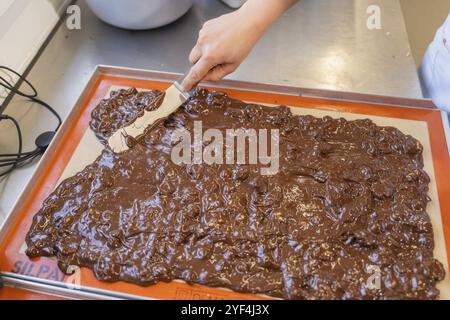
<box><xmin>86</xmin><ymin>0</ymin><xmax>193</xmax><ymax>30</ymax></box>
<box><xmin>0</xmin><ymin>0</ymin><xmax>421</xmax><ymax>222</ymax></box>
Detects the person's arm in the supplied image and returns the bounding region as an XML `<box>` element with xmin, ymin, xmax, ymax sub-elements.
<box><xmin>181</xmin><ymin>0</ymin><xmax>298</xmax><ymax>91</ymax></box>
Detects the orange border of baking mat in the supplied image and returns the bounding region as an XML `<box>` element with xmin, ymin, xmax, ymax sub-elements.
<box><xmin>0</xmin><ymin>287</ymin><xmax>65</xmax><ymax>300</ymax></box>
<box><xmin>1</xmin><ymin>75</ymin><xmax>449</xmax><ymax>300</ymax></box>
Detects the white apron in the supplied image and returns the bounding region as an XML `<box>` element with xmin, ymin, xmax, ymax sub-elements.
<box><xmin>421</xmin><ymin>13</ymin><xmax>450</xmax><ymax>113</ymax></box>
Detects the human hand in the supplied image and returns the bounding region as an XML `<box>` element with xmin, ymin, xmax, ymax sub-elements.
<box><xmin>181</xmin><ymin>0</ymin><xmax>298</xmax><ymax>91</ymax></box>
<box><xmin>181</xmin><ymin>8</ymin><xmax>266</xmax><ymax>91</ymax></box>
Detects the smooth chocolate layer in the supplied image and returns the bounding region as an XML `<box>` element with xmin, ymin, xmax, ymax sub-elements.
<box><xmin>26</xmin><ymin>88</ymin><xmax>445</xmax><ymax>299</ymax></box>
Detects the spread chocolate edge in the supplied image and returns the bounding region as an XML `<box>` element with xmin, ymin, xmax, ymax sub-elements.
<box><xmin>25</xmin><ymin>88</ymin><xmax>445</xmax><ymax>300</ymax></box>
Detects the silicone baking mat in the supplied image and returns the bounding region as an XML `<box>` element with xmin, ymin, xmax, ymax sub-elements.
<box><xmin>1</xmin><ymin>71</ymin><xmax>449</xmax><ymax>299</ymax></box>
<box><xmin>0</xmin><ymin>286</ymin><xmax>65</xmax><ymax>300</ymax></box>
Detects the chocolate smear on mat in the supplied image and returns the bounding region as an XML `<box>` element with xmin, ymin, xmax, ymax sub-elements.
<box><xmin>26</xmin><ymin>88</ymin><xmax>445</xmax><ymax>299</ymax></box>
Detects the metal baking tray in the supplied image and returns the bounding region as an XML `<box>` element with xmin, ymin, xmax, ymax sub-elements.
<box><xmin>1</xmin><ymin>66</ymin><xmax>449</xmax><ymax>300</ymax></box>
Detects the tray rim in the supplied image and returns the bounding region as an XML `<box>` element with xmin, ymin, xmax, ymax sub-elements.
<box><xmin>0</xmin><ymin>65</ymin><xmax>449</xmax><ymax>300</ymax></box>
<box><xmin>0</xmin><ymin>272</ymin><xmax>149</xmax><ymax>300</ymax></box>
<box><xmin>99</xmin><ymin>65</ymin><xmax>438</xmax><ymax>109</ymax></box>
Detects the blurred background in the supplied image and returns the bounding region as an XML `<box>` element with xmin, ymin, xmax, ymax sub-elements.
<box><xmin>400</xmin><ymin>0</ymin><xmax>450</xmax><ymax>68</ymax></box>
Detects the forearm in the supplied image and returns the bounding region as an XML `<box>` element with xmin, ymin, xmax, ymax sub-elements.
<box><xmin>181</xmin><ymin>0</ymin><xmax>298</xmax><ymax>90</ymax></box>
<box><xmin>239</xmin><ymin>0</ymin><xmax>298</xmax><ymax>36</ymax></box>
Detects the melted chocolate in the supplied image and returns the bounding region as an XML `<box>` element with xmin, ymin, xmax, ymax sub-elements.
<box><xmin>90</xmin><ymin>88</ymin><xmax>164</xmax><ymax>144</ymax></box>
<box><xmin>26</xmin><ymin>88</ymin><xmax>445</xmax><ymax>299</ymax></box>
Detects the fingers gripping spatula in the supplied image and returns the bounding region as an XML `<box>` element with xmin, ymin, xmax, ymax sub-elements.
<box><xmin>108</xmin><ymin>75</ymin><xmax>193</xmax><ymax>153</ymax></box>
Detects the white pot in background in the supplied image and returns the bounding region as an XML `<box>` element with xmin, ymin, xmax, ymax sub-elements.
<box><xmin>86</xmin><ymin>0</ymin><xmax>193</xmax><ymax>30</ymax></box>
<box><xmin>221</xmin><ymin>0</ymin><xmax>246</xmax><ymax>9</ymax></box>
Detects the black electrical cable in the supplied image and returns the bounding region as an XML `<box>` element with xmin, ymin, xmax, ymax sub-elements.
<box><xmin>0</xmin><ymin>150</ymin><xmax>42</xmax><ymax>166</ymax></box>
<box><xmin>0</xmin><ymin>115</ymin><xmax>23</xmax><ymax>178</ymax></box>
<box><xmin>0</xmin><ymin>66</ymin><xmax>62</xmax><ymax>130</ymax></box>
<box><xmin>0</xmin><ymin>66</ymin><xmax>61</xmax><ymax>178</ymax></box>
<box><xmin>0</xmin><ymin>65</ymin><xmax>38</xmax><ymax>98</ymax></box>
<box><xmin>0</xmin><ymin>151</ymin><xmax>36</xmax><ymax>157</ymax></box>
